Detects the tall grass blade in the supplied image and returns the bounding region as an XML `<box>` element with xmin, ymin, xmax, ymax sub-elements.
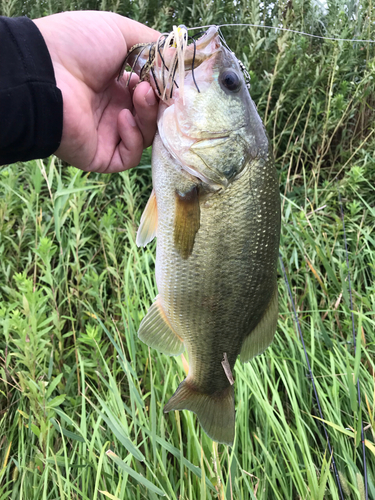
<box><xmin>105</xmin><ymin>450</ymin><xmax>165</xmax><ymax>496</ymax></box>
<box><xmin>338</xmin><ymin>187</ymin><xmax>368</xmax><ymax>500</ymax></box>
<box><xmin>279</xmin><ymin>253</ymin><xmax>345</xmax><ymax>500</ymax></box>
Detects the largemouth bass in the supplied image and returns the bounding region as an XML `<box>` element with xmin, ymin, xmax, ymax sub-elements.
<box><xmin>125</xmin><ymin>26</ymin><xmax>280</xmax><ymax>445</ymax></box>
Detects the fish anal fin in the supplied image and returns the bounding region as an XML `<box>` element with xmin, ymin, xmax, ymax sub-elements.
<box><xmin>240</xmin><ymin>286</ymin><xmax>278</xmax><ymax>363</ymax></box>
<box><xmin>136</xmin><ymin>189</ymin><xmax>158</xmax><ymax>247</ymax></box>
<box><xmin>138</xmin><ymin>296</ymin><xmax>184</xmax><ymax>356</ymax></box>
<box><xmin>173</xmin><ymin>186</ymin><xmax>200</xmax><ymax>259</ymax></box>
<box><xmin>164</xmin><ymin>379</ymin><xmax>235</xmax><ymax>446</ymax></box>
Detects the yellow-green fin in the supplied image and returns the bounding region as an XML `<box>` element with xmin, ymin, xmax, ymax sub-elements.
<box><xmin>240</xmin><ymin>286</ymin><xmax>278</xmax><ymax>363</ymax></box>
<box><xmin>164</xmin><ymin>379</ymin><xmax>235</xmax><ymax>445</ymax></box>
<box><xmin>136</xmin><ymin>189</ymin><xmax>158</xmax><ymax>247</ymax></box>
<box><xmin>138</xmin><ymin>296</ymin><xmax>184</xmax><ymax>356</ymax></box>
<box><xmin>173</xmin><ymin>186</ymin><xmax>200</xmax><ymax>259</ymax></box>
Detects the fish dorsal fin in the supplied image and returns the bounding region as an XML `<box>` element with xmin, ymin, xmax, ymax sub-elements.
<box><xmin>138</xmin><ymin>296</ymin><xmax>185</xmax><ymax>356</ymax></box>
<box><xmin>240</xmin><ymin>286</ymin><xmax>278</xmax><ymax>363</ymax></box>
<box><xmin>173</xmin><ymin>186</ymin><xmax>200</xmax><ymax>259</ymax></box>
<box><xmin>136</xmin><ymin>189</ymin><xmax>158</xmax><ymax>247</ymax></box>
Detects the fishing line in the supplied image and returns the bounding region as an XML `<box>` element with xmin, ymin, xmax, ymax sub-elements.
<box><xmin>337</xmin><ymin>186</ymin><xmax>368</xmax><ymax>500</ymax></box>
<box><xmin>186</xmin><ymin>23</ymin><xmax>375</xmax><ymax>44</ymax></box>
<box><xmin>169</xmin><ymin>55</ymin><xmax>179</xmax><ymax>98</ymax></box>
<box><xmin>279</xmin><ymin>253</ymin><xmax>345</xmax><ymax>500</ymax></box>
<box><xmin>190</xmin><ymin>31</ymin><xmax>206</xmax><ymax>39</ymax></box>
<box><xmin>156</xmin><ymin>35</ymin><xmax>180</xmax><ymax>93</ymax></box>
<box><xmin>189</xmin><ymin>37</ymin><xmax>200</xmax><ymax>93</ymax></box>
<box><xmin>150</xmin><ymin>66</ymin><xmax>162</xmax><ymax>97</ymax></box>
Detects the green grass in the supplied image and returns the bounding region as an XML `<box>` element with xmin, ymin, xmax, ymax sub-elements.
<box><xmin>0</xmin><ymin>151</ymin><xmax>374</xmax><ymax>499</ymax></box>
<box><xmin>1</xmin><ymin>0</ymin><xmax>375</xmax><ymax>497</ymax></box>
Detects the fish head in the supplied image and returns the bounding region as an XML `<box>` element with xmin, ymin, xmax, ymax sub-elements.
<box><xmin>152</xmin><ymin>27</ymin><xmax>269</xmax><ymax>189</ymax></box>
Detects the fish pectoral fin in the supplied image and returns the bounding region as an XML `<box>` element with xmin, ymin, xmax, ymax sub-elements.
<box><xmin>138</xmin><ymin>296</ymin><xmax>184</xmax><ymax>356</ymax></box>
<box><xmin>240</xmin><ymin>286</ymin><xmax>278</xmax><ymax>363</ymax></box>
<box><xmin>174</xmin><ymin>185</ymin><xmax>200</xmax><ymax>259</ymax></box>
<box><xmin>164</xmin><ymin>379</ymin><xmax>235</xmax><ymax>446</ymax></box>
<box><xmin>136</xmin><ymin>189</ymin><xmax>158</xmax><ymax>247</ymax></box>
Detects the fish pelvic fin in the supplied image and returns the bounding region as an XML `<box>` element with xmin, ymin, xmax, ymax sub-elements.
<box><xmin>240</xmin><ymin>285</ymin><xmax>278</xmax><ymax>363</ymax></box>
<box><xmin>174</xmin><ymin>186</ymin><xmax>200</xmax><ymax>259</ymax></box>
<box><xmin>136</xmin><ymin>189</ymin><xmax>158</xmax><ymax>247</ymax></box>
<box><xmin>138</xmin><ymin>296</ymin><xmax>184</xmax><ymax>356</ymax></box>
<box><xmin>164</xmin><ymin>379</ymin><xmax>235</xmax><ymax>446</ymax></box>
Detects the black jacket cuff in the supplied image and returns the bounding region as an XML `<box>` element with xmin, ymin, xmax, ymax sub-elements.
<box><xmin>0</xmin><ymin>16</ymin><xmax>63</xmax><ymax>165</ymax></box>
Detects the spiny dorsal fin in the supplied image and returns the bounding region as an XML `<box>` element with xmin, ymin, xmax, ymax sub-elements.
<box><xmin>240</xmin><ymin>286</ymin><xmax>278</xmax><ymax>363</ymax></box>
<box><xmin>173</xmin><ymin>186</ymin><xmax>200</xmax><ymax>259</ymax></box>
<box><xmin>138</xmin><ymin>295</ymin><xmax>184</xmax><ymax>356</ymax></box>
<box><xmin>136</xmin><ymin>189</ymin><xmax>158</xmax><ymax>247</ymax></box>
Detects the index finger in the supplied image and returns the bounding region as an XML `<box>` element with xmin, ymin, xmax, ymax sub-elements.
<box><xmin>112</xmin><ymin>14</ymin><xmax>160</xmax><ymax>51</ymax></box>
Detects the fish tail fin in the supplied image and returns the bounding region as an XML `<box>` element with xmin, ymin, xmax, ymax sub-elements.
<box><xmin>163</xmin><ymin>379</ymin><xmax>235</xmax><ymax>445</ymax></box>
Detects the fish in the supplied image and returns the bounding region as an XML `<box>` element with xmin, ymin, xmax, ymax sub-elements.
<box><xmin>123</xmin><ymin>26</ymin><xmax>281</xmax><ymax>445</ymax></box>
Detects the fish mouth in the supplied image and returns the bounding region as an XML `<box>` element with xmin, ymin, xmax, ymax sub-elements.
<box><xmin>153</xmin><ymin>26</ymin><xmax>220</xmax><ymax>101</ymax></box>
<box><xmin>120</xmin><ymin>26</ymin><xmax>221</xmax><ymax>101</ymax></box>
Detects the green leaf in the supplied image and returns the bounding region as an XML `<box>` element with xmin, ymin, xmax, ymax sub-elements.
<box><xmin>50</xmin><ymin>418</ymin><xmax>85</xmax><ymax>442</ymax></box>
<box><xmin>346</xmin><ymin>355</ymin><xmax>358</xmax><ymax>413</ymax></box>
<box><xmin>54</xmin><ymin>186</ymin><xmax>101</xmax><ymax>198</ymax></box>
<box><xmin>106</xmin><ymin>451</ymin><xmax>165</xmax><ymax>496</ymax></box>
<box><xmin>30</xmin><ymin>424</ymin><xmax>40</xmax><ymax>438</ymax></box>
<box><xmin>317</xmin><ymin>451</ymin><xmax>332</xmax><ymax>500</ymax></box>
<box><xmin>353</xmin><ymin>310</ymin><xmax>363</xmax><ymax>384</ymax></box>
<box><xmin>99</xmin><ymin>492</ymin><xmax>122</xmax><ymax>500</ymax></box>
<box><xmin>46</xmin><ymin>373</ymin><xmax>63</xmax><ymax>400</ymax></box>
<box><xmin>87</xmin><ymin>396</ymin><xmax>145</xmax><ymax>462</ymax></box>
<box><xmin>365</xmin><ymin>440</ymin><xmax>375</xmax><ymax>456</ymax></box>
<box><xmin>312</xmin><ymin>416</ymin><xmax>355</xmax><ymax>437</ymax></box>
<box><xmin>47</xmin><ymin>395</ymin><xmax>66</xmax><ymax>408</ymax></box>
<box><xmin>140</xmin><ymin>426</ymin><xmax>216</xmax><ymax>492</ymax></box>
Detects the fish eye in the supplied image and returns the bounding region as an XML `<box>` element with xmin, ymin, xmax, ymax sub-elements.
<box><xmin>220</xmin><ymin>70</ymin><xmax>241</xmax><ymax>92</ymax></box>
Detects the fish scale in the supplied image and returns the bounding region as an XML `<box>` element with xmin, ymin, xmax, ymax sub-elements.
<box><xmin>133</xmin><ymin>26</ymin><xmax>281</xmax><ymax>444</ymax></box>
<box><xmin>153</xmin><ymin>131</ymin><xmax>279</xmax><ymax>389</ymax></box>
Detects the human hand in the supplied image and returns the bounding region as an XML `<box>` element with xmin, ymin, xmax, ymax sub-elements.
<box><xmin>33</xmin><ymin>11</ymin><xmax>159</xmax><ymax>173</ymax></box>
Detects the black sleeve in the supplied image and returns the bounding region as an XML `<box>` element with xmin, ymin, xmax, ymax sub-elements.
<box><xmin>0</xmin><ymin>16</ymin><xmax>63</xmax><ymax>166</ymax></box>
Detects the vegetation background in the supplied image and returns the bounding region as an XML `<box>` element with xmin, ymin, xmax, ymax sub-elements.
<box><xmin>1</xmin><ymin>0</ymin><xmax>375</xmax><ymax>498</ymax></box>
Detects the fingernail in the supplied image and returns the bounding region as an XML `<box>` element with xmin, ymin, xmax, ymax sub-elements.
<box><xmin>145</xmin><ymin>88</ymin><xmax>157</xmax><ymax>106</ymax></box>
<box><xmin>127</xmin><ymin>112</ymin><xmax>137</xmax><ymax>127</ymax></box>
